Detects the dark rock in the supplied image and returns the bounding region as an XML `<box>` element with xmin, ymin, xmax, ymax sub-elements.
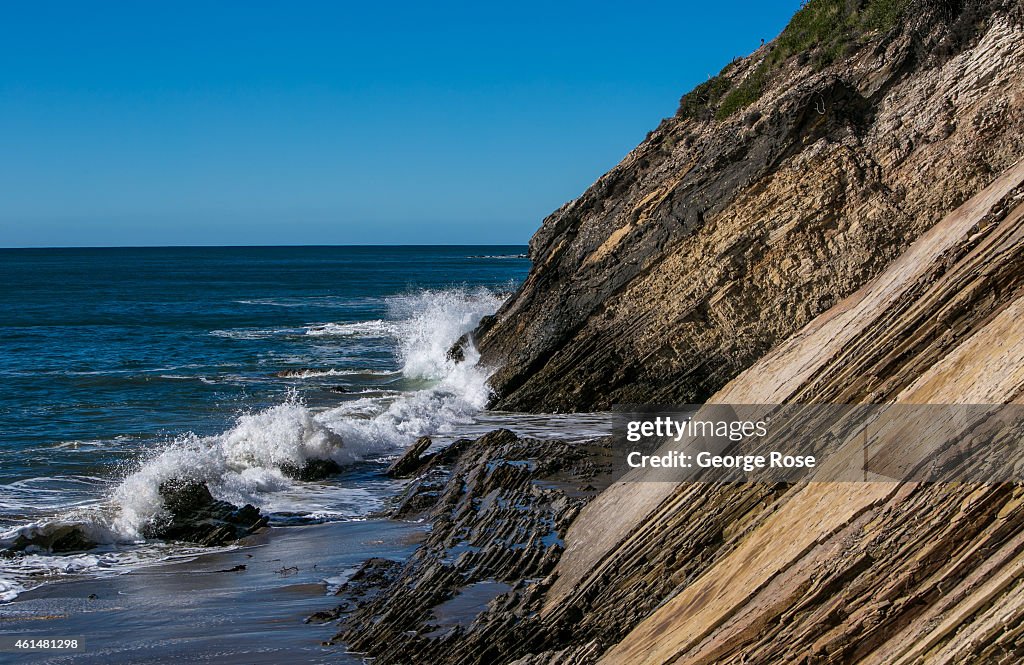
<box><xmin>424</xmin><ymin>437</ymin><xmax>473</xmax><ymax>467</ymax></box>
<box><xmin>326</xmin><ymin>385</ymin><xmax>348</xmax><ymax>394</ymax></box>
<box><xmin>274</xmin><ymin>369</ymin><xmax>312</xmax><ymax>378</ymax></box>
<box><xmin>391</xmin><ymin>478</ymin><xmax>446</xmax><ymax>518</ymax></box>
<box><xmin>5</xmin><ymin>523</ymin><xmax>97</xmax><ymax>554</ymax></box>
<box><xmin>386</xmin><ymin>436</ymin><xmax>433</xmax><ymax>478</ymax></box>
<box><xmin>307</xmin><ymin>558</ymin><xmax>405</xmax><ymax>624</ymax></box>
<box><xmin>281</xmin><ymin>458</ymin><xmax>343</xmax><ymax>481</ymax></box>
<box><xmin>143</xmin><ymin>479</ymin><xmax>267</xmax><ymax>547</ymax></box>
<box><xmin>445</xmin><ymin>334</ymin><xmax>469</xmax><ymax>363</ymax></box>
<box><xmin>307</xmin><ymin>610</ymin><xmax>339</xmax><ymax>625</ymax></box>
<box><xmin>48</xmin><ymin>527</ymin><xmax>97</xmax><ymax>553</ymax></box>
<box><xmin>217</xmin><ymin>564</ymin><xmax>247</xmax><ymax>573</ymax></box>
<box><xmin>321</xmin><ymin>429</ymin><xmax>604</xmax><ymax>663</ymax></box>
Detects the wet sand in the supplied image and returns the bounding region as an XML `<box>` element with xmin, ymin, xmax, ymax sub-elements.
<box><xmin>0</xmin><ymin>519</ymin><xmax>427</xmax><ymax>664</ymax></box>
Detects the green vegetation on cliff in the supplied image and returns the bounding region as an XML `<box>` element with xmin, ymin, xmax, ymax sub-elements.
<box><xmin>678</xmin><ymin>0</ymin><xmax>910</xmax><ymax>121</ymax></box>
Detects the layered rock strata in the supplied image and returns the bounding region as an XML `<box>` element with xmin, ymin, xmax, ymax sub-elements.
<box><xmin>323</xmin><ymin>1</ymin><xmax>1024</xmax><ymax>662</ymax></box>
<box><xmin>476</xmin><ymin>0</ymin><xmax>1024</xmax><ymax>412</ymax></box>
<box><xmin>314</xmin><ymin>429</ymin><xmax>608</xmax><ymax>663</ymax></box>
<box><xmin>330</xmin><ymin>130</ymin><xmax>1024</xmax><ymax>665</ymax></box>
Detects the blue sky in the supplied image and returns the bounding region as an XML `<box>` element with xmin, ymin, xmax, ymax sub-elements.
<box><xmin>0</xmin><ymin>1</ymin><xmax>799</xmax><ymax>247</ymax></box>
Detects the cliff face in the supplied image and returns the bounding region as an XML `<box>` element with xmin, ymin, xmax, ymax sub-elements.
<box><xmin>331</xmin><ymin>158</ymin><xmax>1024</xmax><ymax>664</ymax></box>
<box><xmin>326</xmin><ymin>2</ymin><xmax>1024</xmax><ymax>663</ymax></box>
<box><xmin>476</xmin><ymin>0</ymin><xmax>1024</xmax><ymax>412</ymax></box>
<box><xmin>541</xmin><ymin>159</ymin><xmax>1024</xmax><ymax>664</ymax></box>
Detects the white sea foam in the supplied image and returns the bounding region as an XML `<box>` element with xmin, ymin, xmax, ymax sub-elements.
<box><xmin>209</xmin><ymin>328</ymin><xmax>292</xmax><ymax>340</ymax></box>
<box><xmin>236</xmin><ymin>296</ymin><xmax>381</xmax><ymax>309</ymax></box>
<box><xmin>276</xmin><ymin>368</ymin><xmax>400</xmax><ymax>379</ymax></box>
<box><xmin>304</xmin><ymin>320</ymin><xmax>397</xmax><ymax>337</ymax></box>
<box><xmin>388</xmin><ymin>286</ymin><xmax>503</xmax><ymax>381</ymax></box>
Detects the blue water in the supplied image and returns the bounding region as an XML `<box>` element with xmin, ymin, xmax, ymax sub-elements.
<box><xmin>0</xmin><ymin>245</ymin><xmax>530</xmax><ymax>600</ymax></box>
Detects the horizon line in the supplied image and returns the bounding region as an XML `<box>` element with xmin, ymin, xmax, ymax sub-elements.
<box><xmin>0</xmin><ymin>242</ymin><xmax>530</xmax><ymax>250</ymax></box>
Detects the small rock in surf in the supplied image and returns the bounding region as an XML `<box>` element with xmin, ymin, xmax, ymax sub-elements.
<box><xmin>280</xmin><ymin>458</ymin><xmax>343</xmax><ymax>481</ymax></box>
<box><xmin>143</xmin><ymin>479</ymin><xmax>267</xmax><ymax>547</ymax></box>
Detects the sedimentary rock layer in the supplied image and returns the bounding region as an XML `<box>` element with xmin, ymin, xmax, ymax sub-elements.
<box><xmin>476</xmin><ymin>0</ymin><xmax>1024</xmax><ymax>412</ymax></box>
<box><xmin>317</xmin><ymin>430</ymin><xmax>607</xmax><ymax>664</ymax></box>
<box><xmin>542</xmin><ymin>157</ymin><xmax>1024</xmax><ymax>665</ymax></box>
<box><xmin>329</xmin><ymin>142</ymin><xmax>1024</xmax><ymax>665</ymax></box>
<box><xmin>327</xmin><ymin>2</ymin><xmax>1024</xmax><ymax>662</ymax></box>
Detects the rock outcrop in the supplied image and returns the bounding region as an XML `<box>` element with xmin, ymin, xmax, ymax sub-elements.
<box><xmin>543</xmin><ymin>158</ymin><xmax>1024</xmax><ymax>664</ymax></box>
<box><xmin>143</xmin><ymin>479</ymin><xmax>267</xmax><ymax>547</ymax></box>
<box><xmin>1</xmin><ymin>522</ymin><xmax>98</xmax><ymax>554</ymax></box>
<box><xmin>280</xmin><ymin>457</ymin><xmax>342</xmax><ymax>481</ymax></box>
<box><xmin>317</xmin><ymin>429</ymin><xmax>608</xmax><ymax>663</ymax></box>
<box><xmin>322</xmin><ymin>1</ymin><xmax>1024</xmax><ymax>662</ymax></box>
<box><xmin>475</xmin><ymin>0</ymin><xmax>1024</xmax><ymax>412</ymax></box>
<box><xmin>329</xmin><ymin>125</ymin><xmax>1024</xmax><ymax>665</ymax></box>
<box><xmin>385</xmin><ymin>435</ymin><xmax>434</xmax><ymax>478</ymax></box>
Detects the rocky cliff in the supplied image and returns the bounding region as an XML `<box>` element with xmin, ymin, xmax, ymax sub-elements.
<box><xmin>544</xmin><ymin>157</ymin><xmax>1024</xmax><ymax>664</ymax></box>
<box><xmin>475</xmin><ymin>0</ymin><xmax>1024</xmax><ymax>412</ymax></box>
<box><xmin>323</xmin><ymin>1</ymin><xmax>1024</xmax><ymax>663</ymax></box>
<box><xmin>329</xmin><ymin>153</ymin><xmax>1024</xmax><ymax>665</ymax></box>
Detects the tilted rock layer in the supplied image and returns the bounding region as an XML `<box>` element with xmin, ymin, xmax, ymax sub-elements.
<box><xmin>546</xmin><ymin>160</ymin><xmax>1024</xmax><ymax>664</ymax></box>
<box><xmin>476</xmin><ymin>0</ymin><xmax>1024</xmax><ymax>412</ymax></box>
<box><xmin>333</xmin><ymin>1</ymin><xmax>1024</xmax><ymax>663</ymax></box>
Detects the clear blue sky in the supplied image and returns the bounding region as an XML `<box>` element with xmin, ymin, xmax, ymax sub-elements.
<box><xmin>0</xmin><ymin>1</ymin><xmax>799</xmax><ymax>247</ymax></box>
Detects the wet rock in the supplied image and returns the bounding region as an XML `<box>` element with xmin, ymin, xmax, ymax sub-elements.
<box><xmin>4</xmin><ymin>523</ymin><xmax>97</xmax><ymax>554</ymax></box>
<box><xmin>307</xmin><ymin>558</ymin><xmax>405</xmax><ymax>624</ymax></box>
<box><xmin>446</xmin><ymin>334</ymin><xmax>469</xmax><ymax>363</ymax></box>
<box><xmin>318</xmin><ymin>429</ymin><xmax>605</xmax><ymax>663</ymax></box>
<box><xmin>144</xmin><ymin>479</ymin><xmax>267</xmax><ymax>546</ymax></box>
<box><xmin>386</xmin><ymin>436</ymin><xmax>434</xmax><ymax>478</ymax></box>
<box><xmin>281</xmin><ymin>458</ymin><xmax>342</xmax><ymax>481</ymax></box>
<box><xmin>391</xmin><ymin>477</ymin><xmax>446</xmax><ymax>518</ymax></box>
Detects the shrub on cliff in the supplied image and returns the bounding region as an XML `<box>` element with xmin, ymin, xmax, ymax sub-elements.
<box><xmin>677</xmin><ymin>0</ymin><xmax>910</xmax><ymax>122</ymax></box>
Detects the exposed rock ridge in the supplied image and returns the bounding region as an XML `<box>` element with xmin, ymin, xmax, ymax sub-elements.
<box><xmin>549</xmin><ymin>160</ymin><xmax>1024</xmax><ymax>663</ymax></box>
<box><xmin>476</xmin><ymin>0</ymin><xmax>1024</xmax><ymax>411</ymax></box>
<box><xmin>327</xmin><ymin>160</ymin><xmax>1024</xmax><ymax>664</ymax></box>
<box><xmin>321</xmin><ymin>2</ymin><xmax>1024</xmax><ymax>662</ymax></box>
<box><xmin>319</xmin><ymin>430</ymin><xmax>607</xmax><ymax>664</ymax></box>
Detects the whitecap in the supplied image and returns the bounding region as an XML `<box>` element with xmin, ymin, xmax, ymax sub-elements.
<box><xmin>304</xmin><ymin>320</ymin><xmax>398</xmax><ymax>338</ymax></box>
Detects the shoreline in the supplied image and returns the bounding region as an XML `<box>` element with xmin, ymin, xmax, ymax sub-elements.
<box><xmin>0</xmin><ymin>413</ymin><xmax>614</xmax><ymax>661</ymax></box>
<box><xmin>0</xmin><ymin>517</ymin><xmax>428</xmax><ymax>664</ymax></box>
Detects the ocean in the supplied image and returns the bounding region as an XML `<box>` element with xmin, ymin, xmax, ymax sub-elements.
<box><xmin>0</xmin><ymin>245</ymin><xmax>594</xmax><ymax>605</ymax></box>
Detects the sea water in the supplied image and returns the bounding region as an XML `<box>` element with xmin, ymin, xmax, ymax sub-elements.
<box><xmin>0</xmin><ymin>245</ymin><xmax>555</xmax><ymax>602</ymax></box>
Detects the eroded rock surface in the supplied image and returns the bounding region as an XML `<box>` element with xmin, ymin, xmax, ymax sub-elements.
<box><xmin>317</xmin><ymin>429</ymin><xmax>608</xmax><ymax>663</ymax></box>
<box><xmin>475</xmin><ymin>0</ymin><xmax>1024</xmax><ymax>412</ymax></box>
<box><xmin>328</xmin><ymin>131</ymin><xmax>1024</xmax><ymax>665</ymax></box>
<box><xmin>319</xmin><ymin>2</ymin><xmax>1024</xmax><ymax>663</ymax></box>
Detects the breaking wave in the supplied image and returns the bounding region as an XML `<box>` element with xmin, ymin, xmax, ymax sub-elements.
<box><xmin>0</xmin><ymin>286</ymin><xmax>503</xmax><ymax>600</ymax></box>
<box><xmin>275</xmin><ymin>368</ymin><xmax>401</xmax><ymax>379</ymax></box>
